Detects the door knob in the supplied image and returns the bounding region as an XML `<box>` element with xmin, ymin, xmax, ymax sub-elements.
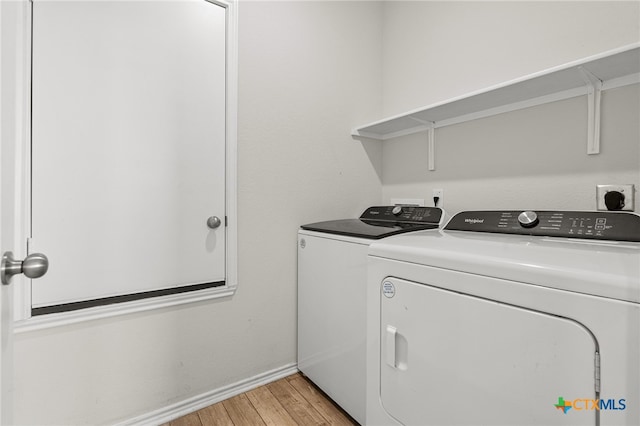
<box><xmin>1</xmin><ymin>251</ymin><xmax>49</xmax><ymax>285</ymax></box>
<box><xmin>206</xmin><ymin>216</ymin><xmax>222</xmax><ymax>229</ymax></box>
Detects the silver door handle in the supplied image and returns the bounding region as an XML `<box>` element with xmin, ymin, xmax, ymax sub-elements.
<box><xmin>1</xmin><ymin>251</ymin><xmax>49</xmax><ymax>285</ymax></box>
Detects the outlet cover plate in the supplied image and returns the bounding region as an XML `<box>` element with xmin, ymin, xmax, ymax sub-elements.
<box><xmin>596</xmin><ymin>184</ymin><xmax>635</xmax><ymax>211</ymax></box>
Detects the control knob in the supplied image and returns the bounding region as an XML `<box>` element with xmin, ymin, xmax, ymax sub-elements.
<box><xmin>518</xmin><ymin>211</ymin><xmax>539</xmax><ymax>228</ymax></box>
<box><xmin>392</xmin><ymin>206</ymin><xmax>403</xmax><ymax>216</ymax></box>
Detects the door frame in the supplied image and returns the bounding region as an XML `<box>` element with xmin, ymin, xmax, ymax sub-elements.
<box><xmin>6</xmin><ymin>0</ymin><xmax>238</xmax><ymax>331</ymax></box>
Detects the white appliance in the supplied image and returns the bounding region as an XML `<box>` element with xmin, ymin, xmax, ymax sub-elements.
<box><xmin>367</xmin><ymin>210</ymin><xmax>640</xmax><ymax>426</ymax></box>
<box><xmin>298</xmin><ymin>206</ymin><xmax>445</xmax><ymax>424</ymax></box>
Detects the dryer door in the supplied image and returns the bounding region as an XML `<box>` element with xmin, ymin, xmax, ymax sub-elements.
<box><xmin>380</xmin><ymin>277</ymin><xmax>598</xmax><ymax>426</ymax></box>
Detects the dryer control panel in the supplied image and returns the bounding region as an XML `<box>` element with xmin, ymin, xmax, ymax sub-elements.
<box><xmin>445</xmin><ymin>210</ymin><xmax>640</xmax><ymax>242</ymax></box>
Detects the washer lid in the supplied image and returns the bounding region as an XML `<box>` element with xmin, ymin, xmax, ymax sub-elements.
<box><xmin>300</xmin><ymin>219</ymin><xmax>438</xmax><ymax>240</ymax></box>
<box><xmin>300</xmin><ymin>206</ymin><xmax>443</xmax><ymax>239</ymax></box>
<box><xmin>369</xmin><ymin>230</ymin><xmax>640</xmax><ymax>303</ymax></box>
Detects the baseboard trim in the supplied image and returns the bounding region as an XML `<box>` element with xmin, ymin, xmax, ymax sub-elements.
<box><xmin>115</xmin><ymin>363</ymin><xmax>299</xmax><ymax>426</ymax></box>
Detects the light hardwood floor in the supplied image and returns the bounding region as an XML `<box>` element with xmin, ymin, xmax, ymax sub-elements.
<box><xmin>165</xmin><ymin>373</ymin><xmax>358</xmax><ymax>426</ymax></box>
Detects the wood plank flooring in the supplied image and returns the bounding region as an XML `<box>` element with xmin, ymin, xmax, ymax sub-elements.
<box><xmin>165</xmin><ymin>373</ymin><xmax>358</xmax><ymax>426</ymax></box>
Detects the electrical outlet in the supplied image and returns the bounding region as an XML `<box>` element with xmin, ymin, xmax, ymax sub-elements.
<box><xmin>596</xmin><ymin>184</ymin><xmax>635</xmax><ymax>211</ymax></box>
<box><xmin>432</xmin><ymin>189</ymin><xmax>443</xmax><ymax>208</ymax></box>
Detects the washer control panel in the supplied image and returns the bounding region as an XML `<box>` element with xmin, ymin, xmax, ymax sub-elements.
<box><xmin>361</xmin><ymin>206</ymin><xmax>443</xmax><ymax>224</ymax></box>
<box><xmin>445</xmin><ymin>210</ymin><xmax>640</xmax><ymax>242</ymax></box>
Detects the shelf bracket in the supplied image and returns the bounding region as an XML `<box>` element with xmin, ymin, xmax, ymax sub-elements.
<box><xmin>427</xmin><ymin>124</ymin><xmax>435</xmax><ymax>171</ymax></box>
<box><xmin>579</xmin><ymin>66</ymin><xmax>603</xmax><ymax>155</ymax></box>
<box><xmin>408</xmin><ymin>117</ymin><xmax>436</xmax><ymax>171</ymax></box>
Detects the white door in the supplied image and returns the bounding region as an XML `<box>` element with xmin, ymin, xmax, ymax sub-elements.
<box><xmin>1</xmin><ymin>0</ymin><xmax>28</xmax><ymax>420</ymax></box>
<box><xmin>30</xmin><ymin>0</ymin><xmax>227</xmax><ymax>313</ymax></box>
<box><xmin>0</xmin><ymin>157</ymin><xmax>14</xmax><ymax>425</ymax></box>
<box><xmin>0</xmin><ymin>103</ymin><xmax>15</xmax><ymax>425</ymax></box>
<box><xmin>381</xmin><ymin>277</ymin><xmax>598</xmax><ymax>426</ymax></box>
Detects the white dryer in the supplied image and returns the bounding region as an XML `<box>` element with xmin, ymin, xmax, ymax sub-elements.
<box><xmin>367</xmin><ymin>210</ymin><xmax>640</xmax><ymax>426</ymax></box>
<box><xmin>298</xmin><ymin>206</ymin><xmax>444</xmax><ymax>424</ymax></box>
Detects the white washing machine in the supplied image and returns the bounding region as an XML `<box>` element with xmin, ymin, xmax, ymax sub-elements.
<box><xmin>367</xmin><ymin>210</ymin><xmax>640</xmax><ymax>426</ymax></box>
<box><xmin>298</xmin><ymin>206</ymin><xmax>445</xmax><ymax>424</ymax></box>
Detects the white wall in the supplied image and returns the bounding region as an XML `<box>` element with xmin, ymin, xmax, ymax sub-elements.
<box><xmin>11</xmin><ymin>2</ymin><xmax>383</xmax><ymax>424</ymax></box>
<box><xmin>382</xmin><ymin>1</ymin><xmax>640</xmax><ymax>116</ymax></box>
<box><xmin>380</xmin><ymin>1</ymin><xmax>640</xmax><ymax>214</ymax></box>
